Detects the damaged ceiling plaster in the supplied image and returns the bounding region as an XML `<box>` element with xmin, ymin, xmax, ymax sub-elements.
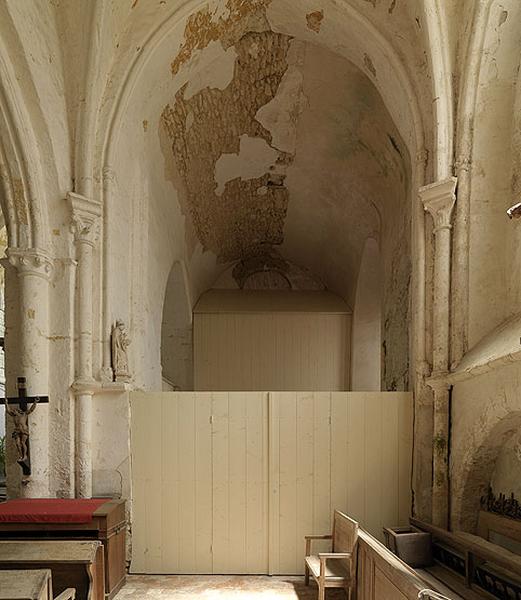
<box><xmin>159</xmin><ymin>0</ymin><xmax>409</xmax><ymax>306</ymax></box>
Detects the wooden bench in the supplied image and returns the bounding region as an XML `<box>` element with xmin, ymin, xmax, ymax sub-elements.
<box><xmin>0</xmin><ymin>569</ymin><xmax>76</xmax><ymax>600</ymax></box>
<box><xmin>0</xmin><ymin>541</ymin><xmax>103</xmax><ymax>600</ymax></box>
<box><xmin>304</xmin><ymin>510</ymin><xmax>358</xmax><ymax>600</ymax></box>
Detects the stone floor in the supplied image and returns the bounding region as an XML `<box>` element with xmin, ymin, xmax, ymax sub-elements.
<box><xmin>114</xmin><ymin>575</ymin><xmax>347</xmax><ymax>599</ymax></box>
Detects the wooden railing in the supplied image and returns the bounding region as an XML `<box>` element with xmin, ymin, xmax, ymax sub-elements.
<box><xmin>411</xmin><ymin>518</ymin><xmax>521</xmax><ymax>599</ymax></box>
<box><xmin>356</xmin><ymin>529</ymin><xmax>450</xmax><ymax>599</ymax></box>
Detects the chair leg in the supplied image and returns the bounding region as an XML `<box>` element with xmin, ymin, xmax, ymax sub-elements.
<box><xmin>318</xmin><ymin>583</ymin><xmax>325</xmax><ymax>600</ymax></box>
<box><xmin>305</xmin><ymin>564</ymin><xmax>310</xmax><ymax>586</ymax></box>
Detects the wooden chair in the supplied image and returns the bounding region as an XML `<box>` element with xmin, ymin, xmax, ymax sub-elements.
<box><xmin>304</xmin><ymin>510</ymin><xmax>358</xmax><ymax>600</ymax></box>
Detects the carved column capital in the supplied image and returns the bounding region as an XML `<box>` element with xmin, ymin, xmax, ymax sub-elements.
<box><xmin>419</xmin><ymin>177</ymin><xmax>457</xmax><ymax>233</ymax></box>
<box><xmin>67</xmin><ymin>192</ymin><xmax>102</xmax><ymax>247</ymax></box>
<box><xmin>3</xmin><ymin>247</ymin><xmax>53</xmax><ymax>279</ymax></box>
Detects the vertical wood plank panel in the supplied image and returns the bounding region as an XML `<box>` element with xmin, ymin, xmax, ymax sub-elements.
<box><xmin>278</xmin><ymin>392</ymin><xmax>298</xmax><ymax>573</ymax></box>
<box><xmin>193</xmin><ymin>312</ymin><xmax>351</xmax><ymax>392</ymax></box>
<box><xmin>195</xmin><ymin>393</ymin><xmax>213</xmax><ymax>572</ymax></box>
<box><xmin>245</xmin><ymin>392</ymin><xmax>269</xmax><ymax>573</ymax></box>
<box><xmin>364</xmin><ymin>394</ymin><xmax>382</xmax><ymax>539</ymax></box>
<box><xmin>161</xmin><ymin>394</ymin><xmax>179</xmax><ymax>572</ymax></box>
<box><xmin>144</xmin><ymin>394</ymin><xmax>162</xmax><ymax>573</ymax></box>
<box><xmin>313</xmin><ymin>392</ymin><xmax>332</xmax><ymax>557</ymax></box>
<box><xmin>129</xmin><ymin>393</ymin><xmax>147</xmax><ymax>573</ymax></box>
<box><xmin>347</xmin><ymin>393</ymin><xmax>366</xmax><ymax>524</ymax></box>
<box><xmin>212</xmin><ymin>392</ymin><xmax>230</xmax><ymax>573</ymax></box>
<box><xmin>381</xmin><ymin>394</ymin><xmax>399</xmax><ymax>534</ymax></box>
<box><xmin>228</xmin><ymin>392</ymin><xmax>247</xmax><ymax>572</ymax></box>
<box><xmin>268</xmin><ymin>391</ymin><xmax>280</xmax><ymax>575</ymax></box>
<box><xmin>398</xmin><ymin>393</ymin><xmax>413</xmax><ymax>525</ymax></box>
<box><xmin>178</xmin><ymin>392</ymin><xmax>196</xmax><ymax>572</ymax></box>
<box><xmin>331</xmin><ymin>392</ymin><xmax>349</xmax><ymax>515</ymax></box>
<box><xmin>296</xmin><ymin>391</ymin><xmax>315</xmax><ymax>573</ymax></box>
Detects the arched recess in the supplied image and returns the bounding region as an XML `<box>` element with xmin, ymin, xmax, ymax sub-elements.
<box><xmin>161</xmin><ymin>261</ymin><xmax>193</xmax><ymax>391</ymax></box>
<box><xmin>456</xmin><ymin>410</ymin><xmax>521</xmax><ymax>532</ymax></box>
<box><xmin>94</xmin><ymin>0</ymin><xmax>429</xmax><ymax>390</ymax></box>
<box><xmin>463</xmin><ymin>0</ymin><xmax>521</xmax><ymax>349</ymax></box>
<box><xmin>351</xmin><ymin>238</ymin><xmax>382</xmax><ymax>391</ymax></box>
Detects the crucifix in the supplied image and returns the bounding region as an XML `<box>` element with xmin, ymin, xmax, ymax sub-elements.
<box><xmin>0</xmin><ymin>377</ymin><xmax>49</xmax><ymax>476</ymax></box>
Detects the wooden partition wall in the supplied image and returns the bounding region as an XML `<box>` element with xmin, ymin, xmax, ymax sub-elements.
<box><xmin>130</xmin><ymin>391</ymin><xmax>412</xmax><ymax>575</ymax></box>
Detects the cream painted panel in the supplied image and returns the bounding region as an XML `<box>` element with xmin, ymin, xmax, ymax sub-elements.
<box><xmin>130</xmin><ymin>392</ymin><xmax>214</xmax><ymax>574</ymax></box>
<box><xmin>131</xmin><ymin>391</ymin><xmax>411</xmax><ymax>575</ymax></box>
<box><xmin>194</xmin><ymin>312</ymin><xmax>350</xmax><ymax>391</ymax></box>
<box><xmin>269</xmin><ymin>392</ymin><xmax>412</xmax><ymax>575</ymax></box>
<box><xmin>212</xmin><ymin>392</ymin><xmax>269</xmax><ymax>573</ymax></box>
<box><xmin>131</xmin><ymin>391</ymin><xmax>268</xmax><ymax>574</ymax></box>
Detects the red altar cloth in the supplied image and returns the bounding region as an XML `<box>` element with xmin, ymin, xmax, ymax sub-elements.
<box><xmin>0</xmin><ymin>498</ymin><xmax>107</xmax><ymax>523</ymax></box>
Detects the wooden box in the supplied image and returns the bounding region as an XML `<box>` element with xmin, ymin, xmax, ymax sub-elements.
<box><xmin>0</xmin><ymin>499</ymin><xmax>126</xmax><ymax>599</ymax></box>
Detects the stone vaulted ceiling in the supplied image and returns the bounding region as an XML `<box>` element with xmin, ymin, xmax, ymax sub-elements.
<box><xmin>151</xmin><ymin>0</ymin><xmax>412</xmax><ymax>302</ymax></box>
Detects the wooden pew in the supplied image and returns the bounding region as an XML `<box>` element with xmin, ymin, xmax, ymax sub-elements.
<box><xmin>0</xmin><ymin>569</ymin><xmax>76</xmax><ymax>600</ymax></box>
<box><xmin>0</xmin><ymin>541</ymin><xmax>103</xmax><ymax>600</ymax></box>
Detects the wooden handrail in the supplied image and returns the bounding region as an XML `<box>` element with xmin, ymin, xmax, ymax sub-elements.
<box><xmin>411</xmin><ymin>518</ymin><xmax>521</xmax><ymax>576</ymax></box>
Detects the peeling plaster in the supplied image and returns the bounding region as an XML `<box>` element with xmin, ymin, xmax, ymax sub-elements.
<box><xmin>183</xmin><ymin>42</ymin><xmax>237</xmax><ymax>100</ymax></box>
<box><xmin>170</xmin><ymin>0</ymin><xmax>273</xmax><ymax>76</ymax></box>
<box><xmin>255</xmin><ymin>41</ymin><xmax>306</xmax><ymax>154</ymax></box>
<box><xmin>162</xmin><ymin>30</ymin><xmax>293</xmax><ymax>261</ymax></box>
<box><xmin>306</xmin><ymin>10</ymin><xmax>324</xmax><ymax>33</ymax></box>
<box><xmin>215</xmin><ymin>135</ymin><xmax>280</xmax><ymax>195</ymax></box>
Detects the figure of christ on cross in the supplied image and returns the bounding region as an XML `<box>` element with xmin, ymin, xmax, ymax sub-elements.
<box><xmin>0</xmin><ymin>377</ymin><xmax>49</xmax><ymax>476</ymax></box>
<box><xmin>5</xmin><ymin>398</ymin><xmax>38</xmax><ymax>462</ymax></box>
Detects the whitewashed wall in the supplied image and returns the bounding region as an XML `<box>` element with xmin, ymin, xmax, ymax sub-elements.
<box><xmin>193</xmin><ymin>291</ymin><xmax>351</xmax><ymax>391</ymax></box>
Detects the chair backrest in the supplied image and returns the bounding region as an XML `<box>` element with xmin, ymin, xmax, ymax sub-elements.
<box><xmin>332</xmin><ymin>510</ymin><xmax>358</xmax><ymax>554</ymax></box>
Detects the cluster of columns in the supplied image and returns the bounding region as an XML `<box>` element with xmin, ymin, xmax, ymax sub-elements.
<box><xmin>2</xmin><ymin>192</ymin><xmax>102</xmax><ymax>499</ymax></box>
<box><xmin>419</xmin><ymin>177</ymin><xmax>457</xmax><ymax>529</ymax></box>
<box><xmin>68</xmin><ymin>192</ymin><xmax>102</xmax><ymax>499</ymax></box>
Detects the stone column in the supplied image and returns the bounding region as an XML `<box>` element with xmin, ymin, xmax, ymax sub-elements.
<box><xmin>5</xmin><ymin>247</ymin><xmax>53</xmax><ymax>497</ymax></box>
<box><xmin>420</xmin><ymin>177</ymin><xmax>457</xmax><ymax>529</ymax></box>
<box><xmin>68</xmin><ymin>192</ymin><xmax>101</xmax><ymax>498</ymax></box>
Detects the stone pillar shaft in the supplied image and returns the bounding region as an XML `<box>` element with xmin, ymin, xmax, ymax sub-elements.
<box><xmin>68</xmin><ymin>192</ymin><xmax>101</xmax><ymax>499</ymax></box>
<box><xmin>420</xmin><ymin>177</ymin><xmax>457</xmax><ymax>529</ymax></box>
<box><xmin>76</xmin><ymin>235</ymin><xmax>94</xmax><ymax>380</ymax></box>
<box><xmin>6</xmin><ymin>248</ymin><xmax>52</xmax><ymax>497</ymax></box>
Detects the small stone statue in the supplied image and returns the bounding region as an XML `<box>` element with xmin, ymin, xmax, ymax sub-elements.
<box><xmin>111</xmin><ymin>320</ymin><xmax>131</xmax><ymax>382</ymax></box>
<box><xmin>6</xmin><ymin>398</ymin><xmax>39</xmax><ymax>462</ymax></box>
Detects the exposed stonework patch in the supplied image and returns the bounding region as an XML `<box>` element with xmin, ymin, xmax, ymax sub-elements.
<box><xmin>306</xmin><ymin>10</ymin><xmax>324</xmax><ymax>33</ymax></box>
<box><xmin>162</xmin><ymin>30</ymin><xmax>293</xmax><ymax>261</ymax></box>
<box><xmin>388</xmin><ymin>0</ymin><xmax>397</xmax><ymax>15</ymax></box>
<box><xmin>170</xmin><ymin>0</ymin><xmax>273</xmax><ymax>76</ymax></box>
<box><xmin>231</xmin><ymin>249</ymin><xmax>324</xmax><ymax>289</ymax></box>
<box><xmin>364</xmin><ymin>53</ymin><xmax>376</xmax><ymax>77</ymax></box>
